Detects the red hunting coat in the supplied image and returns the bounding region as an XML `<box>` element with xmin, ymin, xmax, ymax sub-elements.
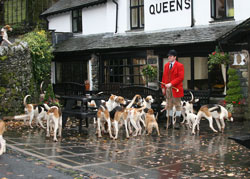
<box><xmin>161</xmin><ymin>61</ymin><xmax>184</xmax><ymax>98</ymax></box>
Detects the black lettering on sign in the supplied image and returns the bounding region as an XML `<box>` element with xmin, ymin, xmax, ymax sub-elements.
<box><xmin>162</xmin><ymin>2</ymin><xmax>168</xmax><ymax>13</ymax></box>
<box><xmin>185</xmin><ymin>0</ymin><xmax>191</xmax><ymax>9</ymax></box>
<box><xmin>148</xmin><ymin>0</ymin><xmax>191</xmax><ymax>15</ymax></box>
<box><xmin>177</xmin><ymin>0</ymin><xmax>182</xmax><ymax>11</ymax></box>
<box><xmin>149</xmin><ymin>5</ymin><xmax>155</xmax><ymax>15</ymax></box>
<box><xmin>156</xmin><ymin>3</ymin><xmax>162</xmax><ymax>14</ymax></box>
<box><xmin>169</xmin><ymin>0</ymin><xmax>175</xmax><ymax>12</ymax></box>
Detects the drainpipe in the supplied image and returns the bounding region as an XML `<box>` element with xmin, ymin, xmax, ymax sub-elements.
<box><xmin>112</xmin><ymin>0</ymin><xmax>118</xmax><ymax>33</ymax></box>
<box><xmin>191</xmin><ymin>0</ymin><xmax>194</xmax><ymax>27</ymax></box>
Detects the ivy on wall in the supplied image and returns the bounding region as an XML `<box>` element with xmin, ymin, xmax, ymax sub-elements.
<box><xmin>21</xmin><ymin>29</ymin><xmax>54</xmax><ymax>93</ymax></box>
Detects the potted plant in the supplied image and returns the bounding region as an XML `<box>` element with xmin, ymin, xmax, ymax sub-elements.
<box><xmin>208</xmin><ymin>46</ymin><xmax>231</xmax><ymax>94</ymax></box>
<box><xmin>40</xmin><ymin>84</ymin><xmax>61</xmax><ymax>107</ymax></box>
<box><xmin>142</xmin><ymin>65</ymin><xmax>157</xmax><ymax>81</ymax></box>
<box><xmin>224</xmin><ymin>68</ymin><xmax>246</xmax><ymax>121</ymax></box>
<box><xmin>142</xmin><ymin>65</ymin><xmax>158</xmax><ymax>88</ymax></box>
<box><xmin>208</xmin><ymin>46</ymin><xmax>230</xmax><ymax>72</ymax></box>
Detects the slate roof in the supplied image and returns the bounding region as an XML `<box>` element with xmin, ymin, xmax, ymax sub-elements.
<box><xmin>218</xmin><ymin>18</ymin><xmax>250</xmax><ymax>43</ymax></box>
<box><xmin>54</xmin><ymin>21</ymin><xmax>239</xmax><ymax>53</ymax></box>
<box><xmin>41</xmin><ymin>0</ymin><xmax>107</xmax><ymax>17</ymax></box>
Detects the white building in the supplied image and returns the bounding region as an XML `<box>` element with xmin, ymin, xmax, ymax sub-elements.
<box><xmin>41</xmin><ymin>0</ymin><xmax>250</xmax><ymax>101</ymax></box>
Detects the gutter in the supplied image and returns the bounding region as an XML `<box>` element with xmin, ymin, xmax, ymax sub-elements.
<box><xmin>112</xmin><ymin>0</ymin><xmax>118</xmax><ymax>33</ymax></box>
<box><xmin>191</xmin><ymin>0</ymin><xmax>194</xmax><ymax>27</ymax></box>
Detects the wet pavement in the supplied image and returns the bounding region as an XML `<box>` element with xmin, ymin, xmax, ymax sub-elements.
<box><xmin>1</xmin><ymin>119</ymin><xmax>250</xmax><ymax>178</ymax></box>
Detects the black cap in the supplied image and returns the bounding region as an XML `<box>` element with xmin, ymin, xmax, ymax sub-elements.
<box><xmin>168</xmin><ymin>49</ymin><xmax>177</xmax><ymax>57</ymax></box>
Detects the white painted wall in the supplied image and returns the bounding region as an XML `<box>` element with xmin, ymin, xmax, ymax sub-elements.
<box><xmin>144</xmin><ymin>0</ymin><xmax>192</xmax><ymax>31</ymax></box>
<box><xmin>193</xmin><ymin>0</ymin><xmax>211</xmax><ymax>25</ymax></box>
<box><xmin>234</xmin><ymin>0</ymin><xmax>250</xmax><ymax>21</ymax></box>
<box><xmin>117</xmin><ymin>0</ymin><xmax>130</xmax><ymax>33</ymax></box>
<box><xmin>46</xmin><ymin>0</ymin><xmax>250</xmax><ymax>34</ymax></box>
<box><xmin>82</xmin><ymin>4</ymin><xmax>107</xmax><ymax>35</ymax></box>
<box><xmin>47</xmin><ymin>12</ymin><xmax>71</xmax><ymax>32</ymax></box>
<box><xmin>106</xmin><ymin>1</ymin><xmax>116</xmax><ymax>33</ymax></box>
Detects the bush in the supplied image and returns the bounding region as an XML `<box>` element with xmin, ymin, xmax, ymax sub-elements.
<box><xmin>225</xmin><ymin>68</ymin><xmax>243</xmax><ymax>105</ymax></box>
<box><xmin>21</xmin><ymin>29</ymin><xmax>54</xmax><ymax>92</ymax></box>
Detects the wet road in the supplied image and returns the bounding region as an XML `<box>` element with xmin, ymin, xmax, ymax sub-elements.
<box><xmin>1</xmin><ymin>119</ymin><xmax>250</xmax><ymax>178</ymax></box>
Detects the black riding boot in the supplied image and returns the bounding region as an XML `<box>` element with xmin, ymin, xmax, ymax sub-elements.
<box><xmin>175</xmin><ymin>116</ymin><xmax>181</xmax><ymax>129</ymax></box>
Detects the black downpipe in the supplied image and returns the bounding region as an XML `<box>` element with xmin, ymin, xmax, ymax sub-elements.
<box><xmin>191</xmin><ymin>0</ymin><xmax>194</xmax><ymax>27</ymax></box>
<box><xmin>112</xmin><ymin>0</ymin><xmax>118</xmax><ymax>33</ymax></box>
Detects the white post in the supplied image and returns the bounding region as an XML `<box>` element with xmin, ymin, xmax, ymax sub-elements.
<box><xmin>221</xmin><ymin>64</ymin><xmax>226</xmax><ymax>95</ymax></box>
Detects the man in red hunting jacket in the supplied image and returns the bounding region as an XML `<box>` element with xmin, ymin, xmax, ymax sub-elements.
<box><xmin>161</xmin><ymin>49</ymin><xmax>184</xmax><ymax>129</ymax></box>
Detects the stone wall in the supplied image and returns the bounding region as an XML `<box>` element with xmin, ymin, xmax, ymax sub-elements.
<box><xmin>91</xmin><ymin>54</ymin><xmax>99</xmax><ymax>91</ymax></box>
<box><xmin>0</xmin><ymin>42</ymin><xmax>34</xmax><ymax>116</ymax></box>
<box><xmin>230</xmin><ymin>50</ymin><xmax>249</xmax><ymax>120</ymax></box>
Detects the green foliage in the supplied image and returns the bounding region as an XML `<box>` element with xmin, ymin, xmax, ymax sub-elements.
<box><xmin>142</xmin><ymin>65</ymin><xmax>158</xmax><ymax>82</ymax></box>
<box><xmin>40</xmin><ymin>84</ymin><xmax>61</xmax><ymax>107</ymax></box>
<box><xmin>21</xmin><ymin>29</ymin><xmax>54</xmax><ymax>92</ymax></box>
<box><xmin>0</xmin><ymin>56</ymin><xmax>8</xmax><ymax>61</ymax></box>
<box><xmin>0</xmin><ymin>87</ymin><xmax>6</xmax><ymax>97</ymax></box>
<box><xmin>228</xmin><ymin>75</ymin><xmax>239</xmax><ymax>81</ymax></box>
<box><xmin>208</xmin><ymin>46</ymin><xmax>230</xmax><ymax>72</ymax></box>
<box><xmin>227</xmin><ymin>68</ymin><xmax>237</xmax><ymax>76</ymax></box>
<box><xmin>227</xmin><ymin>81</ymin><xmax>240</xmax><ymax>88</ymax></box>
<box><xmin>226</xmin><ymin>87</ymin><xmax>242</xmax><ymax>95</ymax></box>
<box><xmin>225</xmin><ymin>68</ymin><xmax>244</xmax><ymax>106</ymax></box>
<box><xmin>0</xmin><ymin>72</ymin><xmax>24</xmax><ymax>115</ymax></box>
<box><xmin>0</xmin><ymin>72</ymin><xmax>11</xmax><ymax>84</ymax></box>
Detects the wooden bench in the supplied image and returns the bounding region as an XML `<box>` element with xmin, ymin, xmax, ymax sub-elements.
<box><xmin>53</xmin><ymin>82</ymin><xmax>102</xmax><ymax>133</ymax></box>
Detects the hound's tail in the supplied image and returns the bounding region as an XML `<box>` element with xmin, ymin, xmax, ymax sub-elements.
<box><xmin>43</xmin><ymin>103</ymin><xmax>51</xmax><ymax>111</ymax></box>
<box><xmin>0</xmin><ymin>120</ymin><xmax>6</xmax><ymax>135</ymax></box>
<box><xmin>23</xmin><ymin>95</ymin><xmax>31</xmax><ymax>106</ymax></box>
<box><xmin>40</xmin><ymin>81</ymin><xmax>44</xmax><ymax>94</ymax></box>
<box><xmin>13</xmin><ymin>114</ymin><xmax>30</xmax><ymax>120</ymax></box>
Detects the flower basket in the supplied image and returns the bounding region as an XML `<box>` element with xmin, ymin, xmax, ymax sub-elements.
<box><xmin>208</xmin><ymin>46</ymin><xmax>230</xmax><ymax>72</ymax></box>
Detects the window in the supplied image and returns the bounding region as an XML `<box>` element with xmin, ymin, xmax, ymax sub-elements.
<box><xmin>102</xmin><ymin>57</ymin><xmax>146</xmax><ymax>86</ymax></box>
<box><xmin>55</xmin><ymin>61</ymin><xmax>87</xmax><ymax>83</ymax></box>
<box><xmin>72</xmin><ymin>9</ymin><xmax>82</xmax><ymax>33</ymax></box>
<box><xmin>211</xmin><ymin>0</ymin><xmax>234</xmax><ymax>20</ymax></box>
<box><xmin>130</xmin><ymin>0</ymin><xmax>144</xmax><ymax>29</ymax></box>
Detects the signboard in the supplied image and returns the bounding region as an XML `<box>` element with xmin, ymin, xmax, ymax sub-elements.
<box><xmin>145</xmin><ymin>0</ymin><xmax>192</xmax><ymax>31</ymax></box>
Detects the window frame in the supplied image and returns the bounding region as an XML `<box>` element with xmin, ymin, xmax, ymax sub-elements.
<box><xmin>101</xmin><ymin>54</ymin><xmax>147</xmax><ymax>86</ymax></box>
<box><xmin>72</xmin><ymin>9</ymin><xmax>82</xmax><ymax>33</ymax></box>
<box><xmin>130</xmin><ymin>0</ymin><xmax>144</xmax><ymax>30</ymax></box>
<box><xmin>211</xmin><ymin>0</ymin><xmax>234</xmax><ymax>20</ymax></box>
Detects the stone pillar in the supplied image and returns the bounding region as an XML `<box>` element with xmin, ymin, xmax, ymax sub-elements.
<box><xmin>91</xmin><ymin>54</ymin><xmax>99</xmax><ymax>91</ymax></box>
<box><xmin>231</xmin><ymin>50</ymin><xmax>249</xmax><ymax>120</ymax></box>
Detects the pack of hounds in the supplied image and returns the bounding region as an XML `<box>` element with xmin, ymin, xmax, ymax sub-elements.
<box><xmin>0</xmin><ymin>91</ymin><xmax>233</xmax><ymax>156</ymax></box>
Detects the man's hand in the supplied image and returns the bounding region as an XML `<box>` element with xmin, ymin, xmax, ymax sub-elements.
<box><xmin>165</xmin><ymin>83</ymin><xmax>172</xmax><ymax>88</ymax></box>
